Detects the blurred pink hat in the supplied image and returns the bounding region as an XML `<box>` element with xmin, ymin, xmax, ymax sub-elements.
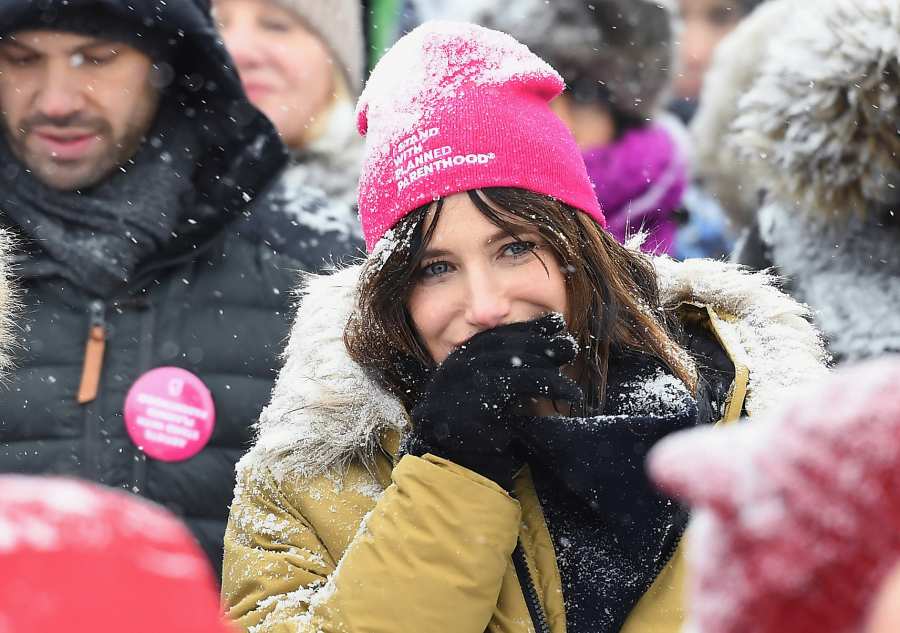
<box><xmin>649</xmin><ymin>357</ymin><xmax>900</xmax><ymax>633</ymax></box>
<box><xmin>0</xmin><ymin>475</ymin><xmax>234</xmax><ymax>633</ymax></box>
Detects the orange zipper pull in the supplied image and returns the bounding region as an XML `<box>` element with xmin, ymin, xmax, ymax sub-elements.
<box><xmin>77</xmin><ymin>301</ymin><xmax>107</xmax><ymax>404</ymax></box>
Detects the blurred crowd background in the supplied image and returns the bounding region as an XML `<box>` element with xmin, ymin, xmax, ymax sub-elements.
<box><xmin>2</xmin><ymin>0</ymin><xmax>899</xmax><ymax>631</ymax></box>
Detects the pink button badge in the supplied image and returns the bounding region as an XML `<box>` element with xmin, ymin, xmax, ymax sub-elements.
<box><xmin>124</xmin><ymin>367</ymin><xmax>216</xmax><ymax>462</ymax></box>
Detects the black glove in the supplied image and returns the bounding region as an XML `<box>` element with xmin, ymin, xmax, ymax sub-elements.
<box><xmin>406</xmin><ymin>313</ymin><xmax>583</xmax><ymax>489</ymax></box>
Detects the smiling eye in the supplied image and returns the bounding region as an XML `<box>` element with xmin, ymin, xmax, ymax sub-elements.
<box><xmin>503</xmin><ymin>241</ymin><xmax>537</xmax><ymax>258</ymax></box>
<box><xmin>80</xmin><ymin>49</ymin><xmax>119</xmax><ymax>66</ymax></box>
<box><xmin>259</xmin><ymin>17</ymin><xmax>294</xmax><ymax>32</ymax></box>
<box><xmin>2</xmin><ymin>51</ymin><xmax>38</xmax><ymax>66</ymax></box>
<box><xmin>421</xmin><ymin>261</ymin><xmax>451</xmax><ymax>278</ymax></box>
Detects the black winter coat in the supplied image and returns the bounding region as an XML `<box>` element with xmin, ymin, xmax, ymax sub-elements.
<box><xmin>0</xmin><ymin>0</ymin><xmax>362</xmax><ymax>574</ymax></box>
<box><xmin>0</xmin><ymin>216</ymin><xmax>354</xmax><ymax>573</ymax></box>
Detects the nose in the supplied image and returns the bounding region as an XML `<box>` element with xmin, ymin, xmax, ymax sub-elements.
<box><xmin>463</xmin><ymin>268</ymin><xmax>511</xmax><ymax>331</ymax></box>
<box><xmin>680</xmin><ymin>23</ymin><xmax>714</xmax><ymax>67</ymax></box>
<box><xmin>33</xmin><ymin>63</ymin><xmax>85</xmax><ymax>120</ymax></box>
<box><xmin>221</xmin><ymin>23</ymin><xmax>265</xmax><ymax>72</ymax></box>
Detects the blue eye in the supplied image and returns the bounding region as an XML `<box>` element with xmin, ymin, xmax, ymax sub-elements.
<box><xmin>503</xmin><ymin>241</ymin><xmax>537</xmax><ymax>258</ymax></box>
<box><xmin>421</xmin><ymin>261</ymin><xmax>451</xmax><ymax>278</ymax></box>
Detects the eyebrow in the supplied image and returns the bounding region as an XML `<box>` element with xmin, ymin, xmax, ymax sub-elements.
<box><xmin>0</xmin><ymin>38</ymin><xmax>120</xmax><ymax>56</ymax></box>
<box><xmin>420</xmin><ymin>226</ymin><xmax>531</xmax><ymax>260</ymax></box>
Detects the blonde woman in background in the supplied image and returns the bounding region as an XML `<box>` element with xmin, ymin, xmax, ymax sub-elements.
<box><xmin>216</xmin><ymin>0</ymin><xmax>365</xmax><ymax>240</ymax></box>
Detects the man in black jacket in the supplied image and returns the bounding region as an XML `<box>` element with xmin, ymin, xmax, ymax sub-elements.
<box><xmin>0</xmin><ymin>0</ymin><xmax>360</xmax><ymax>573</ymax></box>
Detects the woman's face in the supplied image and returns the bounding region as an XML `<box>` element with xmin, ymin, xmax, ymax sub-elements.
<box><xmin>215</xmin><ymin>0</ymin><xmax>335</xmax><ymax>149</ymax></box>
<box><xmin>406</xmin><ymin>192</ymin><xmax>569</xmax><ymax>364</ymax></box>
<box><xmin>675</xmin><ymin>0</ymin><xmax>746</xmax><ymax>100</ymax></box>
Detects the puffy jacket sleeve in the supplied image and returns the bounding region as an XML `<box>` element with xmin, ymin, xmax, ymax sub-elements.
<box><xmin>222</xmin><ymin>454</ymin><xmax>522</xmax><ymax>633</ymax></box>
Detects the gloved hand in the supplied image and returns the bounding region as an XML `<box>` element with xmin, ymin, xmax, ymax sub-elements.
<box><xmin>406</xmin><ymin>313</ymin><xmax>583</xmax><ymax>489</ymax></box>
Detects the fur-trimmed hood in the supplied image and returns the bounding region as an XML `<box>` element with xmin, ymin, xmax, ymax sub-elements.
<box><xmin>730</xmin><ymin>0</ymin><xmax>900</xmax><ymax>218</ymax></box>
<box><xmin>713</xmin><ymin>0</ymin><xmax>900</xmax><ymax>362</ymax></box>
<box><xmin>0</xmin><ymin>229</ymin><xmax>16</xmax><ymax>375</ymax></box>
<box><xmin>241</xmin><ymin>257</ymin><xmax>828</xmax><ymax>481</ymax></box>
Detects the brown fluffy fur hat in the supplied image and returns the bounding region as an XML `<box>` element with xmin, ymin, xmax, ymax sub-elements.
<box><xmin>473</xmin><ymin>0</ymin><xmax>676</xmax><ymax>120</ymax></box>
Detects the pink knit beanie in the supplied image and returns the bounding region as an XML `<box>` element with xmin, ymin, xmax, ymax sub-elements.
<box><xmin>356</xmin><ymin>21</ymin><xmax>605</xmax><ymax>252</ymax></box>
<box><xmin>648</xmin><ymin>357</ymin><xmax>900</xmax><ymax>633</ymax></box>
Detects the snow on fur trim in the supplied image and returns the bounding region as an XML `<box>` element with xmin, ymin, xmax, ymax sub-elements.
<box><xmin>242</xmin><ymin>253</ymin><xmax>828</xmax><ymax>478</ymax></box>
<box><xmin>239</xmin><ymin>266</ymin><xmax>408</xmax><ymax>482</ymax></box>
<box><xmin>690</xmin><ymin>0</ymin><xmax>798</xmax><ymax>230</ymax></box>
<box><xmin>651</xmin><ymin>252</ymin><xmax>829</xmax><ymax>418</ymax></box>
<box><xmin>0</xmin><ymin>229</ymin><xmax>17</xmax><ymax>376</ymax></box>
<box><xmin>732</xmin><ymin>0</ymin><xmax>900</xmax><ymax>217</ymax></box>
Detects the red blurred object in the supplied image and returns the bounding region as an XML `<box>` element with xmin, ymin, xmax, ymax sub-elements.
<box><xmin>649</xmin><ymin>357</ymin><xmax>900</xmax><ymax>633</ymax></box>
<box><xmin>0</xmin><ymin>475</ymin><xmax>235</xmax><ymax>633</ymax></box>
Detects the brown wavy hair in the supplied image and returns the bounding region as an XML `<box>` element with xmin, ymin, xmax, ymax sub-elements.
<box><xmin>344</xmin><ymin>188</ymin><xmax>696</xmax><ymax>413</ymax></box>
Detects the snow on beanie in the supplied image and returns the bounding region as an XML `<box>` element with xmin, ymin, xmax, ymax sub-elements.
<box><xmin>356</xmin><ymin>20</ymin><xmax>605</xmax><ymax>252</ymax></box>
<box><xmin>647</xmin><ymin>357</ymin><xmax>900</xmax><ymax>633</ymax></box>
<box><xmin>0</xmin><ymin>476</ymin><xmax>235</xmax><ymax>633</ymax></box>
<box><xmin>273</xmin><ymin>0</ymin><xmax>365</xmax><ymax>96</ymax></box>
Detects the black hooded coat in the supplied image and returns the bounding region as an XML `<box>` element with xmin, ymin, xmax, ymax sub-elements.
<box><xmin>0</xmin><ymin>0</ymin><xmax>361</xmax><ymax>573</ymax></box>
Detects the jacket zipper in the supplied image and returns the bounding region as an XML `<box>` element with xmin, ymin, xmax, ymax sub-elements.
<box><xmin>628</xmin><ymin>503</ymin><xmax>692</xmax><ymax>606</ymax></box>
<box><xmin>512</xmin><ymin>540</ymin><xmax>552</xmax><ymax>633</ymax></box>
<box><xmin>648</xmin><ymin>506</ymin><xmax>691</xmax><ymax>582</ymax></box>
<box><xmin>77</xmin><ymin>300</ymin><xmax>107</xmax><ymax>404</ymax></box>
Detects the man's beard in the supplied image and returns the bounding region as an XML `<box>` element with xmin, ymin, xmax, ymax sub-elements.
<box><xmin>5</xmin><ymin>111</ymin><xmax>151</xmax><ymax>191</ymax></box>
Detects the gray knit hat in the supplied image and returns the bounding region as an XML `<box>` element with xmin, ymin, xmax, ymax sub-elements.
<box><xmin>273</xmin><ymin>0</ymin><xmax>365</xmax><ymax>97</ymax></box>
<box><xmin>473</xmin><ymin>0</ymin><xmax>676</xmax><ymax>120</ymax></box>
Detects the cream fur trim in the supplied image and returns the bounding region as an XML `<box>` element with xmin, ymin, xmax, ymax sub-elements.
<box><xmin>240</xmin><ymin>266</ymin><xmax>407</xmax><ymax>481</ymax></box>
<box><xmin>652</xmin><ymin>254</ymin><xmax>829</xmax><ymax>417</ymax></box>
<box><xmin>0</xmin><ymin>230</ymin><xmax>17</xmax><ymax>377</ymax></box>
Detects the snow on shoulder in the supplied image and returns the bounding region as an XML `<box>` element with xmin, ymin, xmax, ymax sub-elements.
<box><xmin>648</xmin><ymin>357</ymin><xmax>900</xmax><ymax>633</ymax></box>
